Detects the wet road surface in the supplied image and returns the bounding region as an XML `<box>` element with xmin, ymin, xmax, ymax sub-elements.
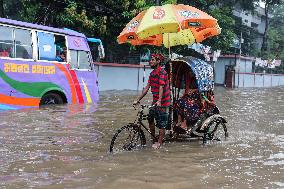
<box><xmin>0</xmin><ymin>87</ymin><xmax>283</xmax><ymax>188</ymax></box>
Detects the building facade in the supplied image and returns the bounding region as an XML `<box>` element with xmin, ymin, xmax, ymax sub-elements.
<box><xmin>232</xmin><ymin>4</ymin><xmax>270</xmax><ymax>50</ymax></box>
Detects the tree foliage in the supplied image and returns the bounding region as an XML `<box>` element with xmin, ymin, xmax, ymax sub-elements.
<box><xmin>269</xmin><ymin>3</ymin><xmax>284</xmax><ymax>56</ymax></box>
<box><xmin>258</xmin><ymin>0</ymin><xmax>283</xmax><ymax>52</ymax></box>
<box><xmin>1</xmin><ymin>0</ymin><xmax>282</xmax><ymax>67</ymax></box>
<box><xmin>206</xmin><ymin>7</ymin><xmax>236</xmax><ymax>53</ymax></box>
<box><xmin>264</xmin><ymin>3</ymin><xmax>284</xmax><ymax>73</ymax></box>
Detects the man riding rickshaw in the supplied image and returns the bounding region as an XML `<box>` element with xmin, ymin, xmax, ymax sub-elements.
<box><xmin>109</xmin><ymin>4</ymin><xmax>228</xmax><ymax>153</ymax></box>
<box><xmin>109</xmin><ymin>54</ymin><xmax>228</xmax><ymax>153</ymax></box>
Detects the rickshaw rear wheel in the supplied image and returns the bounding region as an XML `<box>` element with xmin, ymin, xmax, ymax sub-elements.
<box><xmin>109</xmin><ymin>124</ymin><xmax>146</xmax><ymax>153</ymax></box>
<box><xmin>203</xmin><ymin>119</ymin><xmax>228</xmax><ymax>144</ymax></box>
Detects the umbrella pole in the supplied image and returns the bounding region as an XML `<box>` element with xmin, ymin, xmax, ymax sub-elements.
<box><xmin>167</xmin><ymin>33</ymin><xmax>174</xmax><ymax>130</ymax></box>
<box><xmin>168</xmin><ymin>33</ymin><xmax>171</xmax><ymax>59</ymax></box>
<box><xmin>168</xmin><ymin>33</ymin><xmax>172</xmax><ymax>93</ymax></box>
<box><xmin>142</xmin><ymin>65</ymin><xmax>146</xmax><ymax>90</ymax></box>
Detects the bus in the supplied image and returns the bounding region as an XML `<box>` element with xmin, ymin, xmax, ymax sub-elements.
<box><xmin>0</xmin><ymin>17</ymin><xmax>104</xmax><ymax>110</ymax></box>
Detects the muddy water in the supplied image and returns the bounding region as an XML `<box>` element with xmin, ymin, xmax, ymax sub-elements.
<box><xmin>0</xmin><ymin>87</ymin><xmax>283</xmax><ymax>189</ymax></box>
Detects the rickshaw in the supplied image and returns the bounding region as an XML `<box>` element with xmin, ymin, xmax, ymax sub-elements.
<box><xmin>109</xmin><ymin>56</ymin><xmax>228</xmax><ymax>153</ymax></box>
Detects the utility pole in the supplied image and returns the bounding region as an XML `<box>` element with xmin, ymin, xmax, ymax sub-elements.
<box><xmin>156</xmin><ymin>0</ymin><xmax>160</xmax><ymax>6</ymax></box>
<box><xmin>238</xmin><ymin>31</ymin><xmax>243</xmax><ymax>87</ymax></box>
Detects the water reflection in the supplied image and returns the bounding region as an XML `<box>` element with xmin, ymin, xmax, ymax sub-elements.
<box><xmin>0</xmin><ymin>87</ymin><xmax>283</xmax><ymax>188</ymax></box>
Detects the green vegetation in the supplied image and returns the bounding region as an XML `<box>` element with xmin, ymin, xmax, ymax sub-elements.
<box><xmin>0</xmin><ymin>0</ymin><xmax>283</xmax><ymax>72</ymax></box>
<box><xmin>262</xmin><ymin>3</ymin><xmax>284</xmax><ymax>73</ymax></box>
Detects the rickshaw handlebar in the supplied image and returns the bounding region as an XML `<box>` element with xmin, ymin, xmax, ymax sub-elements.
<box><xmin>133</xmin><ymin>103</ymin><xmax>157</xmax><ymax>110</ymax></box>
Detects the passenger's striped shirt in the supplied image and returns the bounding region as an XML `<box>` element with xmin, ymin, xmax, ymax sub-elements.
<box><xmin>148</xmin><ymin>66</ymin><xmax>171</xmax><ymax>107</ymax></box>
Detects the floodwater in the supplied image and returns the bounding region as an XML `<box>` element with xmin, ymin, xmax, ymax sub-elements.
<box><xmin>0</xmin><ymin>87</ymin><xmax>283</xmax><ymax>189</ymax></box>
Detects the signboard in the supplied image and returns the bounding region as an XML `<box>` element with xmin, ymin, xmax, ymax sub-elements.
<box><xmin>140</xmin><ymin>49</ymin><xmax>150</xmax><ymax>65</ymax></box>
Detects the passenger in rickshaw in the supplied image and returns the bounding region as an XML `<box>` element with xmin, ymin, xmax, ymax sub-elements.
<box><xmin>173</xmin><ymin>71</ymin><xmax>214</xmax><ymax>134</ymax></box>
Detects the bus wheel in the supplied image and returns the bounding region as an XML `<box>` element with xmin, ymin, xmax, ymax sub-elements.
<box><xmin>40</xmin><ymin>93</ymin><xmax>64</xmax><ymax>106</ymax></box>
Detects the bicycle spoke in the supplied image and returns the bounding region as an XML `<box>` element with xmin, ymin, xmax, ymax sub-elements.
<box><xmin>110</xmin><ymin>124</ymin><xmax>146</xmax><ymax>153</ymax></box>
<box><xmin>204</xmin><ymin>119</ymin><xmax>228</xmax><ymax>144</ymax></box>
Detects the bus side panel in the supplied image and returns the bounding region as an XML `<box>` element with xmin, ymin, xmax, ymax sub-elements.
<box><xmin>0</xmin><ymin>58</ymin><xmax>75</xmax><ymax>109</ymax></box>
<box><xmin>72</xmin><ymin>69</ymin><xmax>99</xmax><ymax>104</ymax></box>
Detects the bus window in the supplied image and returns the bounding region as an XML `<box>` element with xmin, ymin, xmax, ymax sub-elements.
<box><xmin>69</xmin><ymin>50</ymin><xmax>91</xmax><ymax>70</ymax></box>
<box><xmin>0</xmin><ymin>26</ymin><xmax>33</xmax><ymax>59</ymax></box>
<box><xmin>55</xmin><ymin>35</ymin><xmax>67</xmax><ymax>62</ymax></box>
<box><xmin>37</xmin><ymin>32</ymin><xmax>56</xmax><ymax>61</ymax></box>
<box><xmin>14</xmin><ymin>28</ymin><xmax>33</xmax><ymax>59</ymax></box>
<box><xmin>37</xmin><ymin>32</ymin><xmax>67</xmax><ymax>62</ymax></box>
<box><xmin>70</xmin><ymin>50</ymin><xmax>78</xmax><ymax>69</ymax></box>
<box><xmin>0</xmin><ymin>26</ymin><xmax>13</xmax><ymax>58</ymax></box>
<box><xmin>78</xmin><ymin>51</ymin><xmax>90</xmax><ymax>69</ymax></box>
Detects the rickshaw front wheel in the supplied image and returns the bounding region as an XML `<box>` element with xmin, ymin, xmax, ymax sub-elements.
<box><xmin>109</xmin><ymin>124</ymin><xmax>146</xmax><ymax>153</ymax></box>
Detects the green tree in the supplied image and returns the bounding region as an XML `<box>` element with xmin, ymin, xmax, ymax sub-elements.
<box><xmin>266</xmin><ymin>3</ymin><xmax>284</xmax><ymax>73</ymax></box>
<box><xmin>3</xmin><ymin>0</ymin><xmax>276</xmax><ymax>64</ymax></box>
<box><xmin>0</xmin><ymin>0</ymin><xmax>4</xmax><ymax>17</ymax></box>
<box><xmin>259</xmin><ymin>0</ymin><xmax>283</xmax><ymax>52</ymax></box>
<box><xmin>269</xmin><ymin>3</ymin><xmax>284</xmax><ymax>54</ymax></box>
<box><xmin>207</xmin><ymin>7</ymin><xmax>236</xmax><ymax>53</ymax></box>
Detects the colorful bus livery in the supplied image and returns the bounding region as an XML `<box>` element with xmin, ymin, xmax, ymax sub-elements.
<box><xmin>0</xmin><ymin>18</ymin><xmax>104</xmax><ymax>110</ymax></box>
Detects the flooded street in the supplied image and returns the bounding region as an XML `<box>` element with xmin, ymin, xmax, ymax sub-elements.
<box><xmin>0</xmin><ymin>87</ymin><xmax>283</xmax><ymax>189</ymax></box>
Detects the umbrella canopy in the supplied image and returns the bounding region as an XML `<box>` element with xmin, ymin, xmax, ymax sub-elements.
<box><xmin>118</xmin><ymin>4</ymin><xmax>220</xmax><ymax>48</ymax></box>
<box><xmin>171</xmin><ymin>56</ymin><xmax>214</xmax><ymax>92</ymax></box>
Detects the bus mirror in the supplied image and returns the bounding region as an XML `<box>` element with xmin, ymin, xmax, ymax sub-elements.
<box><xmin>98</xmin><ymin>44</ymin><xmax>105</xmax><ymax>59</ymax></box>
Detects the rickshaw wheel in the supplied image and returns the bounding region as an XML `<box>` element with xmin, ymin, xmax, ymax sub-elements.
<box><xmin>203</xmin><ymin>119</ymin><xmax>228</xmax><ymax>144</ymax></box>
<box><xmin>109</xmin><ymin>124</ymin><xmax>146</xmax><ymax>153</ymax></box>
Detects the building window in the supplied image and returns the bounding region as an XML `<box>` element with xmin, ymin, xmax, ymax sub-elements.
<box><xmin>251</xmin><ymin>23</ymin><xmax>258</xmax><ymax>28</ymax></box>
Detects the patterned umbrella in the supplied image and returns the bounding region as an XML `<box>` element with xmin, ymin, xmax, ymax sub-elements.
<box><xmin>118</xmin><ymin>4</ymin><xmax>221</xmax><ymax>48</ymax></box>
